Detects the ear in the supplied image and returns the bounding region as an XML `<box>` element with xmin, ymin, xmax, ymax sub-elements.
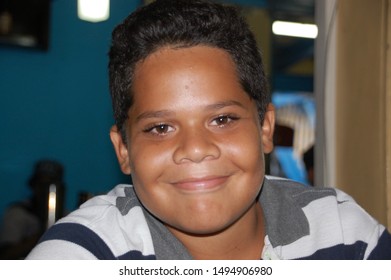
<box><xmin>109</xmin><ymin>125</ymin><xmax>131</xmax><ymax>175</ymax></box>
<box><xmin>261</xmin><ymin>103</ymin><xmax>275</xmax><ymax>154</ymax></box>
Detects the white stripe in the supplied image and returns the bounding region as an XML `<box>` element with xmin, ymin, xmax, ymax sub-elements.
<box><xmin>26</xmin><ymin>239</ymin><xmax>98</xmax><ymax>260</ymax></box>
<box><xmin>269</xmin><ymin>193</ymin><xmax>383</xmax><ymax>259</ymax></box>
<box><xmin>56</xmin><ymin>197</ymin><xmax>155</xmax><ymax>257</ymax></box>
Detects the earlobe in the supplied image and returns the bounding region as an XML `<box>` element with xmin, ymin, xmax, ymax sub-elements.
<box><xmin>261</xmin><ymin>104</ymin><xmax>275</xmax><ymax>154</ymax></box>
<box><xmin>109</xmin><ymin>125</ymin><xmax>132</xmax><ymax>175</ymax></box>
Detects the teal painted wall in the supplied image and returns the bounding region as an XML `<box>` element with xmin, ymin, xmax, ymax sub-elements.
<box><xmin>0</xmin><ymin>0</ymin><xmax>141</xmax><ymax>216</ymax></box>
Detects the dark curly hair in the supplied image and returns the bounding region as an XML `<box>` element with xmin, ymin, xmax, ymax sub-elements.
<box><xmin>108</xmin><ymin>0</ymin><xmax>269</xmax><ymax>140</ymax></box>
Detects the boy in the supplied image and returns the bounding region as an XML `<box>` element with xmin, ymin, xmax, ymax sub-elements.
<box><xmin>27</xmin><ymin>0</ymin><xmax>391</xmax><ymax>259</ymax></box>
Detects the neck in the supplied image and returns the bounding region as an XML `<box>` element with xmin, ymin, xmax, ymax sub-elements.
<box><xmin>167</xmin><ymin>202</ymin><xmax>265</xmax><ymax>260</ymax></box>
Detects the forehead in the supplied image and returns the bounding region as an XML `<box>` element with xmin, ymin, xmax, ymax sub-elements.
<box><xmin>130</xmin><ymin>45</ymin><xmax>246</xmax><ymax>109</ymax></box>
<box><xmin>134</xmin><ymin>45</ymin><xmax>238</xmax><ymax>79</ymax></box>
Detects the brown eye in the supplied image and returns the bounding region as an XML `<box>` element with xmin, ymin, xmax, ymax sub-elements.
<box><xmin>216</xmin><ymin>116</ymin><xmax>229</xmax><ymax>125</ymax></box>
<box><xmin>155</xmin><ymin>124</ymin><xmax>170</xmax><ymax>134</ymax></box>
<box><xmin>211</xmin><ymin>115</ymin><xmax>240</xmax><ymax>127</ymax></box>
<box><xmin>143</xmin><ymin>123</ymin><xmax>174</xmax><ymax>136</ymax></box>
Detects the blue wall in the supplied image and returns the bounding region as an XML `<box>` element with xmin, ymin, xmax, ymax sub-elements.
<box><xmin>0</xmin><ymin>0</ymin><xmax>141</xmax><ymax>217</ymax></box>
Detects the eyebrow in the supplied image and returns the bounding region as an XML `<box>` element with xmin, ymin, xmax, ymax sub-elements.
<box><xmin>135</xmin><ymin>100</ymin><xmax>246</xmax><ymax>122</ymax></box>
<box><xmin>135</xmin><ymin>110</ymin><xmax>175</xmax><ymax>122</ymax></box>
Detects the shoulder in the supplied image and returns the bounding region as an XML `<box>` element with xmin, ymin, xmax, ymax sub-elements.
<box><xmin>261</xmin><ymin>176</ymin><xmax>391</xmax><ymax>259</ymax></box>
<box><xmin>261</xmin><ymin>176</ymin><xmax>342</xmax><ymax>226</ymax></box>
<box><xmin>26</xmin><ymin>184</ymin><xmax>156</xmax><ymax>260</ymax></box>
<box><xmin>262</xmin><ymin>175</ymin><xmax>370</xmax><ymax>212</ymax></box>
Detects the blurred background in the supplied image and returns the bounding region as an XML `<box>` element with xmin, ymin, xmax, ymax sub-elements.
<box><xmin>0</xmin><ymin>0</ymin><xmax>390</xmax><ymax>258</ymax></box>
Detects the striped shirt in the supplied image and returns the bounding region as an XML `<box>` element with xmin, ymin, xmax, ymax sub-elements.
<box><xmin>26</xmin><ymin>177</ymin><xmax>391</xmax><ymax>260</ymax></box>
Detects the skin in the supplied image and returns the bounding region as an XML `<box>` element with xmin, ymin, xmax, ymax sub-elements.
<box><xmin>110</xmin><ymin>45</ymin><xmax>275</xmax><ymax>259</ymax></box>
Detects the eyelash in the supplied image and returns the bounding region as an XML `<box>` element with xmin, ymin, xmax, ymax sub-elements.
<box><xmin>142</xmin><ymin>114</ymin><xmax>240</xmax><ymax>136</ymax></box>
<box><xmin>142</xmin><ymin>123</ymin><xmax>174</xmax><ymax>136</ymax></box>
<box><xmin>211</xmin><ymin>114</ymin><xmax>240</xmax><ymax>127</ymax></box>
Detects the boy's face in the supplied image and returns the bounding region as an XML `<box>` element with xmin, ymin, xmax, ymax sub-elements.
<box><xmin>111</xmin><ymin>46</ymin><xmax>274</xmax><ymax>236</ymax></box>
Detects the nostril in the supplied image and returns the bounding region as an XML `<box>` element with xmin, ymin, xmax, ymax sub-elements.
<box><xmin>172</xmin><ymin>131</ymin><xmax>220</xmax><ymax>164</ymax></box>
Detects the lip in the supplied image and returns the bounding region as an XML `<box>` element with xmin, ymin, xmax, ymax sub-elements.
<box><xmin>171</xmin><ymin>175</ymin><xmax>229</xmax><ymax>192</ymax></box>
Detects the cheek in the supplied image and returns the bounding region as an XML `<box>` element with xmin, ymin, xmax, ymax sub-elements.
<box><xmin>223</xmin><ymin>128</ymin><xmax>264</xmax><ymax>169</ymax></box>
<box><xmin>129</xmin><ymin>141</ymin><xmax>172</xmax><ymax>182</ymax></box>
<box><xmin>128</xmin><ymin>143</ymin><xmax>172</xmax><ymax>212</ymax></box>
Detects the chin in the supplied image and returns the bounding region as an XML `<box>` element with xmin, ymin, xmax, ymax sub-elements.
<box><xmin>166</xmin><ymin>216</ymin><xmax>239</xmax><ymax>237</ymax></box>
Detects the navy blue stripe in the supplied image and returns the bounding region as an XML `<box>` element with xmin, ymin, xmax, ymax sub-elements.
<box><xmin>296</xmin><ymin>241</ymin><xmax>368</xmax><ymax>260</ymax></box>
<box><xmin>368</xmin><ymin>230</ymin><xmax>391</xmax><ymax>260</ymax></box>
<box><xmin>39</xmin><ymin>223</ymin><xmax>117</xmax><ymax>259</ymax></box>
<box><xmin>39</xmin><ymin>223</ymin><xmax>156</xmax><ymax>260</ymax></box>
<box><xmin>118</xmin><ymin>250</ymin><xmax>156</xmax><ymax>260</ymax></box>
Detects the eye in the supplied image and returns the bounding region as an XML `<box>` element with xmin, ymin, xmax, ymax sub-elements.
<box><xmin>211</xmin><ymin>115</ymin><xmax>239</xmax><ymax>127</ymax></box>
<box><xmin>143</xmin><ymin>124</ymin><xmax>174</xmax><ymax>135</ymax></box>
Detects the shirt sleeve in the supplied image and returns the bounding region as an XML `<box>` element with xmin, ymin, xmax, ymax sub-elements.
<box><xmin>367</xmin><ymin>229</ymin><xmax>391</xmax><ymax>259</ymax></box>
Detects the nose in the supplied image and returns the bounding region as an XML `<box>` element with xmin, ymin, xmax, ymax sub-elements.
<box><xmin>173</xmin><ymin>126</ymin><xmax>220</xmax><ymax>164</ymax></box>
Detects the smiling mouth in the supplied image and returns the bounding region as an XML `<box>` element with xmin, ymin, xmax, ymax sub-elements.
<box><xmin>171</xmin><ymin>175</ymin><xmax>230</xmax><ymax>192</ymax></box>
